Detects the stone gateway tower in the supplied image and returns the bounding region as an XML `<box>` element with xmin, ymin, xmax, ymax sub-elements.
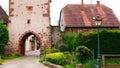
<box><xmin>7</xmin><ymin>0</ymin><xmax>51</xmax><ymax>55</ymax></box>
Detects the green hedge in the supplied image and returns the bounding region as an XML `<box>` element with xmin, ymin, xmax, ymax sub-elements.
<box><xmin>78</xmin><ymin>30</ymin><xmax>120</xmax><ymax>54</ymax></box>
<box><xmin>63</xmin><ymin>33</ymin><xmax>77</xmax><ymax>52</ymax></box>
<box><xmin>63</xmin><ymin>30</ymin><xmax>120</xmax><ymax>55</ymax></box>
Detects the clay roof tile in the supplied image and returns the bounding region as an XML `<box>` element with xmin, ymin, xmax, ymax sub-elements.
<box><xmin>61</xmin><ymin>4</ymin><xmax>120</xmax><ymax>27</ymax></box>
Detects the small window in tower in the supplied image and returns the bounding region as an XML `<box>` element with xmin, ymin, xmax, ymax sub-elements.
<box><xmin>27</xmin><ymin>19</ymin><xmax>31</xmax><ymax>24</ymax></box>
<box><xmin>26</xmin><ymin>6</ymin><xmax>33</xmax><ymax>11</ymax></box>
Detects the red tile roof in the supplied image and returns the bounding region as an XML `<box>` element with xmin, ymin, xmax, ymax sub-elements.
<box><xmin>61</xmin><ymin>4</ymin><xmax>120</xmax><ymax>27</ymax></box>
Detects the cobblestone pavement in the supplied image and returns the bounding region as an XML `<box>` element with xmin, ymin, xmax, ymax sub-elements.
<box><xmin>0</xmin><ymin>50</ymin><xmax>49</xmax><ymax>68</ymax></box>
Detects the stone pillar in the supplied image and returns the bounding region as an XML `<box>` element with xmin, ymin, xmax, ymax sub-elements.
<box><xmin>102</xmin><ymin>55</ymin><xmax>105</xmax><ymax>68</ymax></box>
<box><xmin>76</xmin><ymin>64</ymin><xmax>83</xmax><ymax>68</ymax></box>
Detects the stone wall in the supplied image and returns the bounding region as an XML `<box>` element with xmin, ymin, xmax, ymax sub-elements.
<box><xmin>51</xmin><ymin>26</ymin><xmax>62</xmax><ymax>45</ymax></box>
<box><xmin>7</xmin><ymin>0</ymin><xmax>51</xmax><ymax>54</ymax></box>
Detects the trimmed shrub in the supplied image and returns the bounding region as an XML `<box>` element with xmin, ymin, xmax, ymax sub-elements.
<box><xmin>44</xmin><ymin>48</ymin><xmax>59</xmax><ymax>54</ymax></box>
<box><xmin>45</xmin><ymin>52</ymin><xmax>66</xmax><ymax>65</ymax></box>
<box><xmin>59</xmin><ymin>44</ymin><xmax>68</xmax><ymax>52</ymax></box>
<box><xmin>0</xmin><ymin>22</ymin><xmax>9</xmax><ymax>55</ymax></box>
<box><xmin>76</xmin><ymin>46</ymin><xmax>91</xmax><ymax>63</ymax></box>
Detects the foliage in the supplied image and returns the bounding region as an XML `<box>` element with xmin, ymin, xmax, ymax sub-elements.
<box><xmin>105</xmin><ymin>60</ymin><xmax>120</xmax><ymax>64</ymax></box>
<box><xmin>64</xmin><ymin>64</ymin><xmax>75</xmax><ymax>68</ymax></box>
<box><xmin>76</xmin><ymin>46</ymin><xmax>91</xmax><ymax>63</ymax></box>
<box><xmin>45</xmin><ymin>52</ymin><xmax>66</xmax><ymax>65</ymax></box>
<box><xmin>58</xmin><ymin>44</ymin><xmax>68</xmax><ymax>52</ymax></box>
<box><xmin>64</xmin><ymin>30</ymin><xmax>120</xmax><ymax>56</ymax></box>
<box><xmin>2</xmin><ymin>53</ymin><xmax>21</xmax><ymax>59</ymax></box>
<box><xmin>39</xmin><ymin>58</ymin><xmax>44</xmax><ymax>63</ymax></box>
<box><xmin>77</xmin><ymin>30</ymin><xmax>120</xmax><ymax>55</ymax></box>
<box><xmin>75</xmin><ymin>33</ymin><xmax>83</xmax><ymax>45</ymax></box>
<box><xmin>44</xmin><ymin>48</ymin><xmax>59</xmax><ymax>54</ymax></box>
<box><xmin>83</xmin><ymin>60</ymin><xmax>94</xmax><ymax>68</ymax></box>
<box><xmin>0</xmin><ymin>53</ymin><xmax>20</xmax><ymax>65</ymax></box>
<box><xmin>0</xmin><ymin>22</ymin><xmax>9</xmax><ymax>55</ymax></box>
<box><xmin>40</xmin><ymin>30</ymin><xmax>120</xmax><ymax>67</ymax></box>
<box><xmin>63</xmin><ymin>33</ymin><xmax>77</xmax><ymax>52</ymax></box>
<box><xmin>64</xmin><ymin>52</ymin><xmax>79</xmax><ymax>64</ymax></box>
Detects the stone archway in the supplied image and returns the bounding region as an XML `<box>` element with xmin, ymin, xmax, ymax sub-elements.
<box><xmin>18</xmin><ymin>31</ymin><xmax>41</xmax><ymax>55</ymax></box>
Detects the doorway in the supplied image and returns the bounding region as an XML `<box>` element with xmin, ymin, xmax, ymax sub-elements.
<box><xmin>19</xmin><ymin>32</ymin><xmax>41</xmax><ymax>56</ymax></box>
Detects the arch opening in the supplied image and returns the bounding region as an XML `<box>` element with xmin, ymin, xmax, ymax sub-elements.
<box><xmin>19</xmin><ymin>32</ymin><xmax>41</xmax><ymax>56</ymax></box>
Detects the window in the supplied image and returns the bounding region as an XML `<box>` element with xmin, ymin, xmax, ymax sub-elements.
<box><xmin>27</xmin><ymin>19</ymin><xmax>31</xmax><ymax>24</ymax></box>
<box><xmin>26</xmin><ymin>6</ymin><xmax>33</xmax><ymax>11</ymax></box>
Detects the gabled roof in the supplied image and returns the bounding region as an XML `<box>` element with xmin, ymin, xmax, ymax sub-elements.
<box><xmin>0</xmin><ymin>5</ymin><xmax>8</xmax><ymax>24</ymax></box>
<box><xmin>60</xmin><ymin>4</ymin><xmax>120</xmax><ymax>27</ymax></box>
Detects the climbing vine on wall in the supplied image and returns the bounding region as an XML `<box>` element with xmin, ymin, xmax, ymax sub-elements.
<box><xmin>0</xmin><ymin>22</ymin><xmax>9</xmax><ymax>55</ymax></box>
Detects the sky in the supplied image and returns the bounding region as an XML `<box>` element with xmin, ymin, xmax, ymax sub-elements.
<box><xmin>0</xmin><ymin>0</ymin><xmax>120</xmax><ymax>25</ymax></box>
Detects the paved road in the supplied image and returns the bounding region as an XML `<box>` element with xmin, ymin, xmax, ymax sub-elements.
<box><xmin>25</xmin><ymin>50</ymin><xmax>40</xmax><ymax>56</ymax></box>
<box><xmin>0</xmin><ymin>56</ymin><xmax>49</xmax><ymax>68</ymax></box>
<box><xmin>0</xmin><ymin>50</ymin><xmax>49</xmax><ymax>68</ymax></box>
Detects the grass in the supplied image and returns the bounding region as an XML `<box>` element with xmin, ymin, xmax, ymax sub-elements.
<box><xmin>105</xmin><ymin>60</ymin><xmax>120</xmax><ymax>64</ymax></box>
<box><xmin>64</xmin><ymin>64</ymin><xmax>76</xmax><ymax>68</ymax></box>
<box><xmin>63</xmin><ymin>60</ymin><xmax>96</xmax><ymax>68</ymax></box>
<box><xmin>0</xmin><ymin>54</ymin><xmax>21</xmax><ymax>65</ymax></box>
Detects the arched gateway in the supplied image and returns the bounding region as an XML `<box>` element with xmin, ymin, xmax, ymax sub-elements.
<box><xmin>7</xmin><ymin>0</ymin><xmax>51</xmax><ymax>55</ymax></box>
<box><xmin>19</xmin><ymin>31</ymin><xmax>42</xmax><ymax>55</ymax></box>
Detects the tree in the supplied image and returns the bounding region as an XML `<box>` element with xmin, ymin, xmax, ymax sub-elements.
<box><xmin>0</xmin><ymin>22</ymin><xmax>9</xmax><ymax>55</ymax></box>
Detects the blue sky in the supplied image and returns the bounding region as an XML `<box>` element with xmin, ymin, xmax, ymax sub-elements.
<box><xmin>0</xmin><ymin>0</ymin><xmax>120</xmax><ymax>25</ymax></box>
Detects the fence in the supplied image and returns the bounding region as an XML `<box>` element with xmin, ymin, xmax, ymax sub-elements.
<box><xmin>102</xmin><ymin>54</ymin><xmax>120</xmax><ymax>68</ymax></box>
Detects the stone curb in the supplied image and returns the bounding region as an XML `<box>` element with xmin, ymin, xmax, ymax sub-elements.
<box><xmin>43</xmin><ymin>61</ymin><xmax>63</xmax><ymax>68</ymax></box>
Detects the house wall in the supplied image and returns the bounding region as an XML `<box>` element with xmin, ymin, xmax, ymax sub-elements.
<box><xmin>64</xmin><ymin>27</ymin><xmax>120</xmax><ymax>34</ymax></box>
<box><xmin>7</xmin><ymin>0</ymin><xmax>51</xmax><ymax>54</ymax></box>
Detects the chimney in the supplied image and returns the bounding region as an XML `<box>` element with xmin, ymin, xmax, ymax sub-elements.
<box><xmin>97</xmin><ymin>1</ymin><xmax>100</xmax><ymax>6</ymax></box>
<box><xmin>81</xmin><ymin>0</ymin><xmax>84</xmax><ymax>10</ymax></box>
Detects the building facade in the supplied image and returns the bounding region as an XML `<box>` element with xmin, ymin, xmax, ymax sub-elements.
<box><xmin>7</xmin><ymin>0</ymin><xmax>51</xmax><ymax>55</ymax></box>
<box><xmin>59</xmin><ymin>1</ymin><xmax>120</xmax><ymax>33</ymax></box>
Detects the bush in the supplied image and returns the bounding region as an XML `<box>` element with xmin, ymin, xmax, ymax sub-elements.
<box><xmin>64</xmin><ymin>64</ymin><xmax>75</xmax><ymax>68</ymax></box>
<box><xmin>83</xmin><ymin>60</ymin><xmax>94</xmax><ymax>68</ymax></box>
<box><xmin>63</xmin><ymin>33</ymin><xmax>77</xmax><ymax>52</ymax></box>
<box><xmin>44</xmin><ymin>48</ymin><xmax>59</xmax><ymax>54</ymax></box>
<box><xmin>0</xmin><ymin>22</ymin><xmax>9</xmax><ymax>55</ymax></box>
<box><xmin>76</xmin><ymin>46</ymin><xmax>91</xmax><ymax>63</ymax></box>
<box><xmin>64</xmin><ymin>52</ymin><xmax>79</xmax><ymax>64</ymax></box>
<box><xmin>39</xmin><ymin>58</ymin><xmax>44</xmax><ymax>63</ymax></box>
<box><xmin>45</xmin><ymin>52</ymin><xmax>66</xmax><ymax>65</ymax></box>
<box><xmin>59</xmin><ymin>44</ymin><xmax>68</xmax><ymax>52</ymax></box>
